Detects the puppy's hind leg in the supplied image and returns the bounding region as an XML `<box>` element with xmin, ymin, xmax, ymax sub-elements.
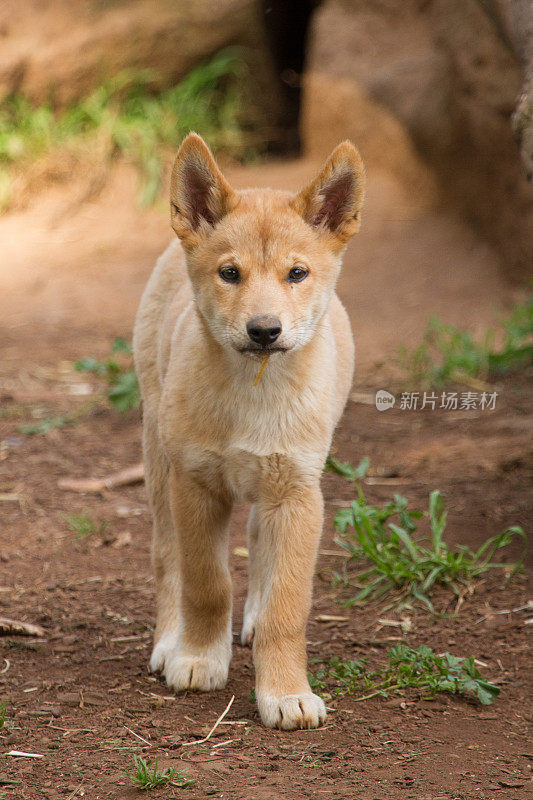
<box><xmin>241</xmin><ymin>505</ymin><xmax>263</xmax><ymax>646</ymax></box>
<box><xmin>143</xmin><ymin>415</ymin><xmax>181</xmax><ymax>675</ymax></box>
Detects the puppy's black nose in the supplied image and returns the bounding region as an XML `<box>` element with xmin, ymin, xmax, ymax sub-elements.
<box><xmin>246</xmin><ymin>316</ymin><xmax>282</xmax><ymax>347</ymax></box>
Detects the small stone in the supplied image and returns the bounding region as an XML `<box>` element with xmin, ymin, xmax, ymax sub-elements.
<box><xmin>498</xmin><ymin>779</ymin><xmax>525</xmax><ymax>788</ymax></box>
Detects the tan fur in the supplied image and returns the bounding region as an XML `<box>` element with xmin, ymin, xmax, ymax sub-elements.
<box><xmin>133</xmin><ymin>134</ymin><xmax>365</xmax><ymax>730</ymax></box>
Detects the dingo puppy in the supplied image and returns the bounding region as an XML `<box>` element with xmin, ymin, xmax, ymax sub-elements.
<box><xmin>133</xmin><ymin>134</ymin><xmax>365</xmax><ymax>730</ymax></box>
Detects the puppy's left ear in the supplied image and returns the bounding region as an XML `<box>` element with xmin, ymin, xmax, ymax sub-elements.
<box><xmin>170</xmin><ymin>133</ymin><xmax>237</xmax><ymax>247</ymax></box>
<box><xmin>292</xmin><ymin>142</ymin><xmax>365</xmax><ymax>247</ymax></box>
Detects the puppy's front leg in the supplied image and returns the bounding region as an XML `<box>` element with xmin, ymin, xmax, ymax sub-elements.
<box><xmin>253</xmin><ymin>478</ymin><xmax>326</xmax><ymax>730</ymax></box>
<box><xmin>163</xmin><ymin>468</ymin><xmax>233</xmax><ymax>692</ymax></box>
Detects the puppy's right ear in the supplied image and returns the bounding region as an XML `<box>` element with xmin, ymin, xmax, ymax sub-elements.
<box><xmin>170</xmin><ymin>133</ymin><xmax>237</xmax><ymax>247</ymax></box>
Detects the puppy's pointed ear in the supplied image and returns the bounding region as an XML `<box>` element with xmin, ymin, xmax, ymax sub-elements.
<box><xmin>291</xmin><ymin>142</ymin><xmax>365</xmax><ymax>247</ymax></box>
<box><xmin>170</xmin><ymin>133</ymin><xmax>237</xmax><ymax>246</ymax></box>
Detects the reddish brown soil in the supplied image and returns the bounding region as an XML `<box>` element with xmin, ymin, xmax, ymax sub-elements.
<box><xmin>0</xmin><ymin>160</ymin><xmax>531</xmax><ymax>799</ymax></box>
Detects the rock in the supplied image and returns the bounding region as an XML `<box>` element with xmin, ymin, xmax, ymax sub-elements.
<box><xmin>301</xmin><ymin>71</ymin><xmax>437</xmax><ymax>207</ymax></box>
<box><xmin>498</xmin><ymin>0</ymin><xmax>533</xmax><ymax>178</ymax></box>
<box><xmin>303</xmin><ymin>0</ymin><xmax>533</xmax><ymax>280</ymax></box>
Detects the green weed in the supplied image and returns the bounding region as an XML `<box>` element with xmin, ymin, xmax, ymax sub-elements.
<box><xmin>75</xmin><ymin>337</ymin><xmax>140</xmax><ymax>412</ymax></box>
<box><xmin>0</xmin><ymin>701</ymin><xmax>6</xmax><ymax>727</ymax></box>
<box><xmin>19</xmin><ymin>338</ymin><xmax>138</xmax><ymax>435</ymax></box>
<box><xmin>309</xmin><ymin>645</ymin><xmax>500</xmax><ymax>705</ymax></box>
<box><xmin>19</xmin><ymin>415</ymin><xmax>72</xmax><ymax>435</ymax></box>
<box><xmin>0</xmin><ymin>47</ymin><xmax>261</xmax><ymax>210</ymax></box>
<box><xmin>18</xmin><ymin>393</ymin><xmax>104</xmax><ymax>435</ymax></box>
<box><xmin>324</xmin><ymin>455</ymin><xmax>369</xmax><ymax>482</ymax></box>
<box><xmin>325</xmin><ymin>457</ymin><xmax>527</xmax><ymax>611</ymax></box>
<box><xmin>399</xmin><ymin>296</ymin><xmax>533</xmax><ymax>387</ymax></box>
<box><xmin>127</xmin><ymin>755</ymin><xmax>193</xmax><ymax>790</ymax></box>
<box><xmin>64</xmin><ymin>512</ymin><xmax>108</xmax><ymax>541</ymax></box>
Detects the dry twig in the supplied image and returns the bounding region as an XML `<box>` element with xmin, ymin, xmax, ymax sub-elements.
<box><xmin>124</xmin><ymin>726</ymin><xmax>151</xmax><ymax>746</ymax></box>
<box><xmin>182</xmin><ymin>695</ymin><xmax>235</xmax><ymax>746</ymax></box>
<box><xmin>58</xmin><ymin>463</ymin><xmax>144</xmax><ymax>493</ymax></box>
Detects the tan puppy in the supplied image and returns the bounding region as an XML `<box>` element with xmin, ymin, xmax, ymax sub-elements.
<box><xmin>133</xmin><ymin>134</ymin><xmax>365</xmax><ymax>730</ymax></box>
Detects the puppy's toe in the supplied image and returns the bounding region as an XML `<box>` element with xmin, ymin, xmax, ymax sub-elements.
<box><xmin>149</xmin><ymin>633</ymin><xmax>178</xmax><ymax>674</ymax></box>
<box><xmin>297</xmin><ymin>693</ymin><xmax>327</xmax><ymax>729</ymax></box>
<box><xmin>257</xmin><ymin>691</ymin><xmax>326</xmax><ymax>730</ymax></box>
<box><xmin>164</xmin><ymin>654</ymin><xmax>229</xmax><ymax>692</ymax></box>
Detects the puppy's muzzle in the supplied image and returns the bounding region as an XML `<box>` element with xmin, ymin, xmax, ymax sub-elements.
<box><xmin>246</xmin><ymin>316</ymin><xmax>282</xmax><ymax>347</ymax></box>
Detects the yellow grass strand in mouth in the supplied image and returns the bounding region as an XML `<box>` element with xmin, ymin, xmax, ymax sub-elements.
<box><xmin>253</xmin><ymin>355</ymin><xmax>270</xmax><ymax>386</ymax></box>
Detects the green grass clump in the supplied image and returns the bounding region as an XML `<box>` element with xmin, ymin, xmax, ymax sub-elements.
<box><xmin>325</xmin><ymin>457</ymin><xmax>527</xmax><ymax>612</ymax></box>
<box><xmin>75</xmin><ymin>337</ymin><xmax>140</xmax><ymax>412</ymax></box>
<box><xmin>0</xmin><ymin>47</ymin><xmax>260</xmax><ymax>210</ymax></box>
<box><xmin>399</xmin><ymin>296</ymin><xmax>533</xmax><ymax>387</ymax></box>
<box><xmin>309</xmin><ymin>645</ymin><xmax>500</xmax><ymax>705</ymax></box>
<box><xmin>127</xmin><ymin>755</ymin><xmax>193</xmax><ymax>790</ymax></box>
<box><xmin>64</xmin><ymin>512</ymin><xmax>108</xmax><ymax>541</ymax></box>
<box><xmin>0</xmin><ymin>702</ymin><xmax>6</xmax><ymax>727</ymax></box>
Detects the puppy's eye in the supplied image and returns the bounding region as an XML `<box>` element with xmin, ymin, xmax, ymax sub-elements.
<box><xmin>219</xmin><ymin>265</ymin><xmax>240</xmax><ymax>284</ymax></box>
<box><xmin>288</xmin><ymin>265</ymin><xmax>309</xmax><ymax>283</ymax></box>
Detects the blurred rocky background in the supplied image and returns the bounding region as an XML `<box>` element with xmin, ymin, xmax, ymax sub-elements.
<box><xmin>0</xmin><ymin>0</ymin><xmax>531</xmax><ymax>278</ymax></box>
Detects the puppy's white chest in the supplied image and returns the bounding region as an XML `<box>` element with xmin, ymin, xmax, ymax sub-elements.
<box><xmin>223</xmin><ymin>449</ymin><xmax>263</xmax><ymax>502</ymax></box>
<box><xmin>175</xmin><ymin>360</ymin><xmax>332</xmax><ymax>500</ymax></box>
<box><xmin>181</xmin><ymin>445</ymin><xmax>264</xmax><ymax>502</ymax></box>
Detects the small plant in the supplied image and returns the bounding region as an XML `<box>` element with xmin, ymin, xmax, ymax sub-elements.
<box><xmin>19</xmin><ymin>397</ymin><xmax>101</xmax><ymax>435</ymax></box>
<box><xmin>19</xmin><ymin>338</ymin><xmax>139</xmax><ymax>435</ymax></box>
<box><xmin>0</xmin><ymin>702</ymin><xmax>6</xmax><ymax>728</ymax></box>
<box><xmin>309</xmin><ymin>645</ymin><xmax>500</xmax><ymax>705</ymax></box>
<box><xmin>75</xmin><ymin>337</ymin><xmax>140</xmax><ymax>412</ymax></box>
<box><xmin>127</xmin><ymin>755</ymin><xmax>193</xmax><ymax>790</ymax></box>
<box><xmin>20</xmin><ymin>338</ymin><xmax>139</xmax><ymax>435</ymax></box>
<box><xmin>325</xmin><ymin>457</ymin><xmax>527</xmax><ymax>611</ymax></box>
<box><xmin>64</xmin><ymin>512</ymin><xmax>108</xmax><ymax>541</ymax></box>
<box><xmin>324</xmin><ymin>454</ymin><xmax>369</xmax><ymax>481</ymax></box>
<box><xmin>399</xmin><ymin>296</ymin><xmax>533</xmax><ymax>387</ymax></box>
<box><xmin>19</xmin><ymin>415</ymin><xmax>72</xmax><ymax>435</ymax></box>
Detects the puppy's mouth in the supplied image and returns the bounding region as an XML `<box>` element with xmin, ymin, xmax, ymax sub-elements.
<box><xmin>237</xmin><ymin>345</ymin><xmax>289</xmax><ymax>356</ymax></box>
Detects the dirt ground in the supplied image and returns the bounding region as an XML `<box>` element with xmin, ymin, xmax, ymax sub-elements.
<box><xmin>0</xmin><ymin>158</ymin><xmax>531</xmax><ymax>799</ymax></box>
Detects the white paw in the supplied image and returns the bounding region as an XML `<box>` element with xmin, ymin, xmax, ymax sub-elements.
<box><xmin>165</xmin><ymin>652</ymin><xmax>229</xmax><ymax>692</ymax></box>
<box><xmin>257</xmin><ymin>691</ymin><xmax>327</xmax><ymax>730</ymax></box>
<box><xmin>151</xmin><ymin>634</ymin><xmax>231</xmax><ymax>693</ymax></box>
<box><xmin>241</xmin><ymin>595</ymin><xmax>260</xmax><ymax>646</ymax></box>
